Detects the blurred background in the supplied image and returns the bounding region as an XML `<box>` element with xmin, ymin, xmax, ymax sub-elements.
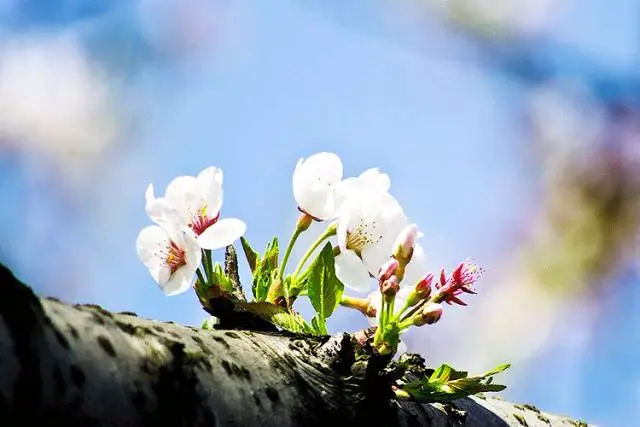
<box><xmin>0</xmin><ymin>0</ymin><xmax>638</xmax><ymax>425</ymax></box>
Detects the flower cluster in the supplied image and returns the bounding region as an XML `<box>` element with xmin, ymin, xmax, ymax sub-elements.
<box><xmin>136</xmin><ymin>167</ymin><xmax>246</xmax><ymax>296</ymax></box>
<box><xmin>137</xmin><ymin>153</ymin><xmax>485</xmax><ymax>353</ymax></box>
<box><xmin>136</xmin><ymin>151</ymin><xmax>507</xmax><ymax>404</ymax></box>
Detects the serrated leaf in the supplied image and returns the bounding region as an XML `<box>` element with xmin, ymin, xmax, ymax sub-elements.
<box><xmin>307</xmin><ymin>243</ymin><xmax>344</xmax><ymax>321</ymax></box>
<box><xmin>240</xmin><ymin>236</ymin><xmax>260</xmax><ymax>272</ymax></box>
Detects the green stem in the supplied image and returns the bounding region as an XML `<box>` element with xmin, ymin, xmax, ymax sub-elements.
<box><xmin>392</xmin><ymin>298</ymin><xmax>412</xmax><ymax>323</ymax></box>
<box><xmin>399</xmin><ymin>297</ymin><xmax>429</xmax><ymax>323</ymax></box>
<box><xmin>196</xmin><ymin>268</ymin><xmax>207</xmax><ymax>287</ymax></box>
<box><xmin>387</xmin><ymin>296</ymin><xmax>395</xmax><ymax>326</ymax></box>
<box><xmin>290</xmin><ymin>222</ymin><xmax>337</xmax><ymax>283</ymax></box>
<box><xmin>279</xmin><ymin>228</ymin><xmax>303</xmax><ymax>279</ymax></box>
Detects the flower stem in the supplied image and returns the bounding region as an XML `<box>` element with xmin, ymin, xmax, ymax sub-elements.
<box><xmin>392</xmin><ymin>298</ymin><xmax>412</xmax><ymax>323</ymax></box>
<box><xmin>290</xmin><ymin>222</ymin><xmax>337</xmax><ymax>284</ymax></box>
<box><xmin>279</xmin><ymin>228</ymin><xmax>303</xmax><ymax>280</ymax></box>
<box><xmin>399</xmin><ymin>297</ymin><xmax>429</xmax><ymax>323</ymax></box>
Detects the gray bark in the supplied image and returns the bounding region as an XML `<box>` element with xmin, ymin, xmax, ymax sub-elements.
<box><xmin>0</xmin><ymin>263</ymin><xmax>589</xmax><ymax>426</ymax></box>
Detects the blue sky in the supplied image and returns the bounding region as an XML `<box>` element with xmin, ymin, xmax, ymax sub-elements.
<box><xmin>0</xmin><ymin>1</ymin><xmax>638</xmax><ymax>425</ymax></box>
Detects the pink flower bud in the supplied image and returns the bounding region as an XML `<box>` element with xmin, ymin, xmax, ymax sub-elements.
<box><xmin>380</xmin><ymin>276</ymin><xmax>400</xmax><ymax>297</ymax></box>
<box><xmin>393</xmin><ymin>224</ymin><xmax>420</xmax><ymax>262</ymax></box>
<box><xmin>377</xmin><ymin>258</ymin><xmax>400</xmax><ymax>282</ymax></box>
<box><xmin>416</xmin><ymin>273</ymin><xmax>434</xmax><ymax>298</ymax></box>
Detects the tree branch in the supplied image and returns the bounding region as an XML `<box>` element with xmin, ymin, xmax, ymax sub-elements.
<box><xmin>0</xmin><ymin>263</ymin><xmax>588</xmax><ymax>426</ymax></box>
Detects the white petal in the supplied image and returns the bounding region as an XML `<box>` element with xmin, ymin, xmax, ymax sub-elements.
<box><xmin>335</xmin><ymin>250</ymin><xmax>372</xmax><ymax>293</ymax></box>
<box><xmin>336</xmin><ymin>214</ymin><xmax>350</xmax><ymax>251</ymax></box>
<box><xmin>145</xmin><ymin>184</ymin><xmax>163</xmax><ymax>223</ymax></box>
<box><xmin>197</xmin><ymin>218</ymin><xmax>247</xmax><ymax>250</ymax></box>
<box><xmin>165</xmin><ymin>175</ymin><xmax>201</xmax><ymax>222</ymax></box>
<box><xmin>358</xmin><ymin>168</ymin><xmax>391</xmax><ymax>193</ymax></box>
<box><xmin>402</xmin><ymin>244</ymin><xmax>427</xmax><ymax>287</ymax></box>
<box><xmin>145</xmin><ymin>185</ymin><xmax>184</xmax><ymax>226</ymax></box>
<box><xmin>158</xmin><ymin>228</ymin><xmax>201</xmax><ymax>296</ymax></box>
<box><xmin>136</xmin><ymin>225</ymin><xmax>172</xmax><ymax>284</ymax></box>
<box><xmin>162</xmin><ymin>268</ymin><xmax>196</xmax><ymax>296</ymax></box>
<box><xmin>197</xmin><ymin>167</ymin><xmax>224</xmax><ymax>215</ymax></box>
<box><xmin>137</xmin><ymin>225</ymin><xmax>202</xmax><ymax>296</ymax></box>
<box><xmin>292</xmin><ymin>152</ymin><xmax>343</xmax><ymax>220</ymax></box>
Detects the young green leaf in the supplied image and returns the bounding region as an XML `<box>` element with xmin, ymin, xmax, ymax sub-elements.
<box><xmin>240</xmin><ymin>236</ymin><xmax>260</xmax><ymax>273</ymax></box>
<box><xmin>251</xmin><ymin>237</ymin><xmax>280</xmax><ymax>301</ymax></box>
<box><xmin>399</xmin><ymin>362</ymin><xmax>510</xmax><ymax>403</ymax></box>
<box><xmin>237</xmin><ymin>301</ymin><xmax>314</xmax><ymax>334</ymax></box>
<box><xmin>311</xmin><ymin>314</ymin><xmax>328</xmax><ymax>336</ymax></box>
<box><xmin>307</xmin><ymin>242</ymin><xmax>344</xmax><ymax>321</ymax></box>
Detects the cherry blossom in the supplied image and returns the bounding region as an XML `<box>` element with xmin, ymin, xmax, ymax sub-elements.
<box><xmin>145</xmin><ymin>167</ymin><xmax>246</xmax><ymax>250</ymax></box>
<box><xmin>334</xmin><ymin>187</ymin><xmax>408</xmax><ymax>292</ymax></box>
<box><xmin>136</xmin><ymin>224</ymin><xmax>202</xmax><ymax>296</ymax></box>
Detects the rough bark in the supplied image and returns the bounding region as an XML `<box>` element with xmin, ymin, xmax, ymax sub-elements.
<box><xmin>0</xmin><ymin>263</ymin><xmax>589</xmax><ymax>426</ymax></box>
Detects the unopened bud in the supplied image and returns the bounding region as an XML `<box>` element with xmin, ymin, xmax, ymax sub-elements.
<box><xmin>405</xmin><ymin>273</ymin><xmax>433</xmax><ymax>307</ymax></box>
<box><xmin>393</xmin><ymin>224</ymin><xmax>420</xmax><ymax>263</ymax></box>
<box><xmin>413</xmin><ymin>302</ymin><xmax>443</xmax><ymax>326</ymax></box>
<box><xmin>378</xmin><ymin>258</ymin><xmax>399</xmax><ymax>282</ymax></box>
<box><xmin>416</xmin><ymin>273</ymin><xmax>433</xmax><ymax>299</ymax></box>
<box><xmin>380</xmin><ymin>276</ymin><xmax>400</xmax><ymax>298</ymax></box>
<box><xmin>296</xmin><ymin>212</ymin><xmax>313</xmax><ymax>232</ymax></box>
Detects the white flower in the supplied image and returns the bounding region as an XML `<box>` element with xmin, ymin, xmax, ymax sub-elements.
<box><xmin>334</xmin><ymin>188</ymin><xmax>408</xmax><ymax>292</ymax></box>
<box><xmin>145</xmin><ymin>167</ymin><xmax>246</xmax><ymax>250</ymax></box>
<box><xmin>292</xmin><ymin>152</ymin><xmax>343</xmax><ymax>220</ymax></box>
<box><xmin>367</xmin><ymin>286</ymin><xmax>413</xmax><ymax>327</ymax></box>
<box><xmin>136</xmin><ymin>224</ymin><xmax>202</xmax><ymax>296</ymax></box>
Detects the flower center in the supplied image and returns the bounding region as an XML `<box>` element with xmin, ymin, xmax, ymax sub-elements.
<box><xmin>346</xmin><ymin>221</ymin><xmax>380</xmax><ymax>256</ymax></box>
<box><xmin>191</xmin><ymin>205</ymin><xmax>220</xmax><ymax>236</ymax></box>
<box><xmin>166</xmin><ymin>242</ymin><xmax>187</xmax><ymax>275</ymax></box>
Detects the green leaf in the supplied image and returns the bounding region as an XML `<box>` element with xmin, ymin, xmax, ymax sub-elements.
<box><xmin>237</xmin><ymin>301</ymin><xmax>314</xmax><ymax>334</ymax></box>
<box><xmin>307</xmin><ymin>242</ymin><xmax>344</xmax><ymax>321</ymax></box>
<box><xmin>311</xmin><ymin>314</ymin><xmax>328</xmax><ymax>336</ymax></box>
<box><xmin>429</xmin><ymin>364</ymin><xmax>452</xmax><ymax>383</ymax></box>
<box><xmin>429</xmin><ymin>364</ymin><xmax>467</xmax><ymax>384</ymax></box>
<box><xmin>288</xmin><ymin>271</ymin><xmax>308</xmax><ymax>299</ymax></box>
<box><xmin>399</xmin><ymin>362</ymin><xmax>510</xmax><ymax>403</ymax></box>
<box><xmin>251</xmin><ymin>237</ymin><xmax>280</xmax><ymax>301</ymax></box>
<box><xmin>212</xmin><ymin>263</ymin><xmax>234</xmax><ymax>293</ymax></box>
<box><xmin>240</xmin><ymin>236</ymin><xmax>260</xmax><ymax>273</ymax></box>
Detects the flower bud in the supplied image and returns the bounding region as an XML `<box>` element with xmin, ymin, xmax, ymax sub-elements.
<box><xmin>380</xmin><ymin>276</ymin><xmax>400</xmax><ymax>297</ymax></box>
<box><xmin>296</xmin><ymin>212</ymin><xmax>313</xmax><ymax>232</ymax></box>
<box><xmin>413</xmin><ymin>302</ymin><xmax>443</xmax><ymax>326</ymax></box>
<box><xmin>393</xmin><ymin>224</ymin><xmax>420</xmax><ymax>263</ymax></box>
<box><xmin>416</xmin><ymin>273</ymin><xmax>433</xmax><ymax>298</ymax></box>
<box><xmin>378</xmin><ymin>258</ymin><xmax>400</xmax><ymax>282</ymax></box>
<box><xmin>406</xmin><ymin>273</ymin><xmax>434</xmax><ymax>307</ymax></box>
